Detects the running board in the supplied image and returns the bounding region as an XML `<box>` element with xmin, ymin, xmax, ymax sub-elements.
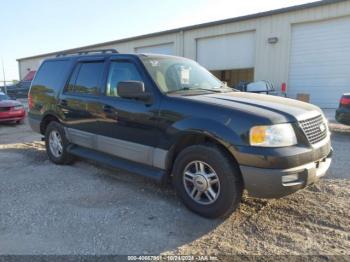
<box><xmin>67</xmin><ymin>145</ymin><xmax>166</xmax><ymax>183</ymax></box>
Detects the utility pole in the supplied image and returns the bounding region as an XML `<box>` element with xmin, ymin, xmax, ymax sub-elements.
<box><xmin>1</xmin><ymin>58</ymin><xmax>7</xmax><ymax>94</ymax></box>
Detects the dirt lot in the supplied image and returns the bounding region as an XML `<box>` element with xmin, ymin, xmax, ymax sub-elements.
<box><xmin>0</xmin><ymin>119</ymin><xmax>349</xmax><ymax>256</ymax></box>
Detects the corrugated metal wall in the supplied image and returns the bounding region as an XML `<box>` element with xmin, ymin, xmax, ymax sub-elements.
<box><xmin>288</xmin><ymin>16</ymin><xmax>350</xmax><ymax>107</ymax></box>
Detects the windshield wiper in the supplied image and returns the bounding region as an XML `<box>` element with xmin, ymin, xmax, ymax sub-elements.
<box><xmin>166</xmin><ymin>87</ymin><xmax>191</xmax><ymax>94</ymax></box>
<box><xmin>167</xmin><ymin>87</ymin><xmax>222</xmax><ymax>94</ymax></box>
<box><xmin>191</xmin><ymin>88</ymin><xmax>223</xmax><ymax>93</ymax></box>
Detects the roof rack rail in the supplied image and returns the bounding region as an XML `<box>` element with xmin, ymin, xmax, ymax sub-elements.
<box><xmin>56</xmin><ymin>49</ymin><xmax>118</xmax><ymax>57</ymax></box>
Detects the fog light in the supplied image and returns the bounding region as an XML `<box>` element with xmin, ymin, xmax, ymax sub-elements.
<box><xmin>282</xmin><ymin>174</ymin><xmax>299</xmax><ymax>183</ymax></box>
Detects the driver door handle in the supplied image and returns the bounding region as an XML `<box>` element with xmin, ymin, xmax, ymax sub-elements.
<box><xmin>103</xmin><ymin>105</ymin><xmax>113</xmax><ymax>113</ymax></box>
<box><xmin>58</xmin><ymin>99</ymin><xmax>68</xmax><ymax>106</ymax></box>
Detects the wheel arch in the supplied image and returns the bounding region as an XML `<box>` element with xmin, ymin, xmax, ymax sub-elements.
<box><xmin>165</xmin><ymin>130</ymin><xmax>240</xmax><ymax>177</ymax></box>
<box><xmin>40</xmin><ymin>112</ymin><xmax>61</xmax><ymax>135</ymax></box>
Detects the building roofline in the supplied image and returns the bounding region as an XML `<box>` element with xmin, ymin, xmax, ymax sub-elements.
<box><xmin>17</xmin><ymin>0</ymin><xmax>345</xmax><ymax>61</ymax></box>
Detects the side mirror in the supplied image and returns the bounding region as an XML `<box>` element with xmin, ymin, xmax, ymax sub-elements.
<box><xmin>117</xmin><ymin>81</ymin><xmax>151</xmax><ymax>101</ymax></box>
<box><xmin>246</xmin><ymin>81</ymin><xmax>275</xmax><ymax>94</ymax></box>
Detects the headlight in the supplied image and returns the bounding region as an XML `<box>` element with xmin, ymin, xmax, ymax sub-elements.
<box><xmin>14</xmin><ymin>105</ymin><xmax>23</xmax><ymax>110</ymax></box>
<box><xmin>249</xmin><ymin>123</ymin><xmax>297</xmax><ymax>147</ymax></box>
<box><xmin>322</xmin><ymin>115</ymin><xmax>330</xmax><ymax>133</ymax></box>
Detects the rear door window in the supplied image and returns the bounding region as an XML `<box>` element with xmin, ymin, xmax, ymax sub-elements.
<box><xmin>66</xmin><ymin>62</ymin><xmax>104</xmax><ymax>95</ymax></box>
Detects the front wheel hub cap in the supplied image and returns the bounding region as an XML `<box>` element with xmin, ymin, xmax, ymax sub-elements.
<box><xmin>183</xmin><ymin>160</ymin><xmax>220</xmax><ymax>205</ymax></box>
<box><xmin>193</xmin><ymin>175</ymin><xmax>209</xmax><ymax>192</ymax></box>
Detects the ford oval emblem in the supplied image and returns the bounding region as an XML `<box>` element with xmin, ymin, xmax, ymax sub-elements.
<box><xmin>319</xmin><ymin>123</ymin><xmax>326</xmax><ymax>132</ymax></box>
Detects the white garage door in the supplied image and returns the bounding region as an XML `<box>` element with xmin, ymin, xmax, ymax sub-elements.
<box><xmin>289</xmin><ymin>16</ymin><xmax>350</xmax><ymax>108</ymax></box>
<box><xmin>135</xmin><ymin>43</ymin><xmax>174</xmax><ymax>55</ymax></box>
<box><xmin>196</xmin><ymin>31</ymin><xmax>255</xmax><ymax>70</ymax></box>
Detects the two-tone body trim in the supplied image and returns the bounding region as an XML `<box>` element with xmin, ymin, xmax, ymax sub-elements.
<box><xmin>64</xmin><ymin>128</ymin><xmax>168</xmax><ymax>169</ymax></box>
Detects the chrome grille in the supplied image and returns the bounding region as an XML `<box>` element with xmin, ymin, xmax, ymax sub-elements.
<box><xmin>299</xmin><ymin>115</ymin><xmax>327</xmax><ymax>145</ymax></box>
<box><xmin>0</xmin><ymin>107</ymin><xmax>10</xmax><ymax>112</ymax></box>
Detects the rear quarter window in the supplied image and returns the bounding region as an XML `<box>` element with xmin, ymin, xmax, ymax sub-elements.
<box><xmin>31</xmin><ymin>60</ymin><xmax>71</xmax><ymax>95</ymax></box>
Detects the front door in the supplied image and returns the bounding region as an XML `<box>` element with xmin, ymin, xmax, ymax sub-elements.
<box><xmin>95</xmin><ymin>57</ymin><xmax>162</xmax><ymax>167</ymax></box>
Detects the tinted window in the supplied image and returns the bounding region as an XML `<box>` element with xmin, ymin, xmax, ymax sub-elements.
<box><xmin>106</xmin><ymin>62</ymin><xmax>142</xmax><ymax>97</ymax></box>
<box><xmin>66</xmin><ymin>64</ymin><xmax>80</xmax><ymax>93</ymax></box>
<box><xmin>67</xmin><ymin>62</ymin><xmax>104</xmax><ymax>95</ymax></box>
<box><xmin>31</xmin><ymin>60</ymin><xmax>71</xmax><ymax>94</ymax></box>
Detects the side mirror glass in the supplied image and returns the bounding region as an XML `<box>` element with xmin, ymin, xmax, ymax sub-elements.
<box><xmin>117</xmin><ymin>81</ymin><xmax>151</xmax><ymax>101</ymax></box>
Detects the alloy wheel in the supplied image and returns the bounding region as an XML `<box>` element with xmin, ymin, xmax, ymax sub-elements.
<box><xmin>49</xmin><ymin>130</ymin><xmax>63</xmax><ymax>158</ymax></box>
<box><xmin>183</xmin><ymin>160</ymin><xmax>220</xmax><ymax>205</ymax></box>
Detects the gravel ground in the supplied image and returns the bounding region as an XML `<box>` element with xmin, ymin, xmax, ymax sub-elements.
<box><xmin>0</xmin><ymin>119</ymin><xmax>349</xmax><ymax>256</ymax></box>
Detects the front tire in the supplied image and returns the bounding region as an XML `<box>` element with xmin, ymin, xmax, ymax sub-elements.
<box><xmin>45</xmin><ymin>121</ymin><xmax>74</xmax><ymax>165</ymax></box>
<box><xmin>172</xmin><ymin>144</ymin><xmax>243</xmax><ymax>218</ymax></box>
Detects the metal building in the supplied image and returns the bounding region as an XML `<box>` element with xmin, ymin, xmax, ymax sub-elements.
<box><xmin>17</xmin><ymin>0</ymin><xmax>350</xmax><ymax>108</ymax></box>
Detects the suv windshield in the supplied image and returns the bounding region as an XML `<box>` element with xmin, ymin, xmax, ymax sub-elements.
<box><xmin>141</xmin><ymin>56</ymin><xmax>230</xmax><ymax>94</ymax></box>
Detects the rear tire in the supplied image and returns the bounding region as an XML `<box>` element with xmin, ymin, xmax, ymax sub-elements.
<box><xmin>45</xmin><ymin>121</ymin><xmax>74</xmax><ymax>165</ymax></box>
<box><xmin>172</xmin><ymin>144</ymin><xmax>243</xmax><ymax>218</ymax></box>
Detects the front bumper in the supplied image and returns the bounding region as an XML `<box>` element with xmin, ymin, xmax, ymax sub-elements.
<box><xmin>0</xmin><ymin>110</ymin><xmax>26</xmax><ymax>122</ymax></box>
<box><xmin>240</xmin><ymin>148</ymin><xmax>332</xmax><ymax>198</ymax></box>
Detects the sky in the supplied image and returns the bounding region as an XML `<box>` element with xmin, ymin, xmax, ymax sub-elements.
<box><xmin>0</xmin><ymin>0</ymin><xmax>317</xmax><ymax>81</ymax></box>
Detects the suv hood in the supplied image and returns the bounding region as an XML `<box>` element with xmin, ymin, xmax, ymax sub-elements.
<box><xmin>183</xmin><ymin>92</ymin><xmax>322</xmax><ymax>123</ymax></box>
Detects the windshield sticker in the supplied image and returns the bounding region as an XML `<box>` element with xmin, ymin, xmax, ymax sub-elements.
<box><xmin>180</xmin><ymin>67</ymin><xmax>190</xmax><ymax>85</ymax></box>
<box><xmin>149</xmin><ymin>60</ymin><xmax>159</xmax><ymax>67</ymax></box>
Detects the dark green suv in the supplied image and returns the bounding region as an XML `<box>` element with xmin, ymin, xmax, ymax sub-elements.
<box><xmin>28</xmin><ymin>50</ymin><xmax>332</xmax><ymax>218</ymax></box>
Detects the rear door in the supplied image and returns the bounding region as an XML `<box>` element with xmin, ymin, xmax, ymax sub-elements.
<box><xmin>57</xmin><ymin>58</ymin><xmax>107</xmax><ymax>149</ymax></box>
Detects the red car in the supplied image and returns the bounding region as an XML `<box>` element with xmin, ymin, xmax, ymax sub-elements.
<box><xmin>0</xmin><ymin>92</ymin><xmax>26</xmax><ymax>123</ymax></box>
<box><xmin>335</xmin><ymin>93</ymin><xmax>350</xmax><ymax>125</ymax></box>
